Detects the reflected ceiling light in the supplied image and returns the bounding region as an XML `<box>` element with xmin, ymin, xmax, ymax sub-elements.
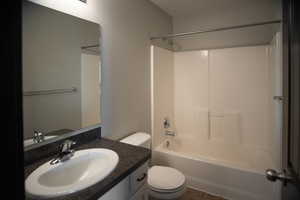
<box><xmin>201</xmin><ymin>51</ymin><xmax>208</xmax><ymax>57</ymax></box>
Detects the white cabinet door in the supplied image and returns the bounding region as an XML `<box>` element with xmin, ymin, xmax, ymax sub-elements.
<box><xmin>130</xmin><ymin>162</ymin><xmax>149</xmax><ymax>195</ymax></box>
<box><xmin>98</xmin><ymin>177</ymin><xmax>130</xmax><ymax>200</ymax></box>
<box><xmin>130</xmin><ymin>185</ymin><xmax>148</xmax><ymax>200</ymax></box>
<box><xmin>98</xmin><ymin>160</ymin><xmax>149</xmax><ymax>200</ymax></box>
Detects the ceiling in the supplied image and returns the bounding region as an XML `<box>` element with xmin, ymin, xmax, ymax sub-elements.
<box><xmin>149</xmin><ymin>0</ymin><xmax>280</xmax><ymax>18</ymax></box>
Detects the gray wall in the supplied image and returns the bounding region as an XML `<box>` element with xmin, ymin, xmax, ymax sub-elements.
<box><xmin>23</xmin><ymin>1</ymin><xmax>100</xmax><ymax>139</ymax></box>
<box><xmin>173</xmin><ymin>0</ymin><xmax>281</xmax><ymax>32</ymax></box>
<box><xmin>28</xmin><ymin>0</ymin><xmax>173</xmax><ymax>140</ymax></box>
<box><xmin>172</xmin><ymin>0</ymin><xmax>282</xmax><ymax>50</ymax></box>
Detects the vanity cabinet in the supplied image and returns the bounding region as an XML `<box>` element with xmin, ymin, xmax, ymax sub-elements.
<box><xmin>98</xmin><ymin>161</ymin><xmax>149</xmax><ymax>200</ymax></box>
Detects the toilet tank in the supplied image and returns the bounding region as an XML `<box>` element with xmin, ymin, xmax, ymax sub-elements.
<box><xmin>120</xmin><ymin>132</ymin><xmax>151</xmax><ymax>149</ymax></box>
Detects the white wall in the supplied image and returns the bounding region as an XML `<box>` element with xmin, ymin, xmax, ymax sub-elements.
<box><xmin>151</xmin><ymin>46</ymin><xmax>174</xmax><ymax>148</ymax></box>
<box><xmin>81</xmin><ymin>53</ymin><xmax>101</xmax><ymax>127</ymax></box>
<box><xmin>28</xmin><ymin>0</ymin><xmax>173</xmax><ymax>139</ymax></box>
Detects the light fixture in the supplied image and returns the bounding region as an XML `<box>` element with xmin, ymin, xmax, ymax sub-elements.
<box><xmin>79</xmin><ymin>0</ymin><xmax>87</xmax><ymax>3</ymax></box>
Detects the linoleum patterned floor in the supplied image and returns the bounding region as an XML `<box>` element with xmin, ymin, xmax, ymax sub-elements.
<box><xmin>150</xmin><ymin>188</ymin><xmax>227</xmax><ymax>200</ymax></box>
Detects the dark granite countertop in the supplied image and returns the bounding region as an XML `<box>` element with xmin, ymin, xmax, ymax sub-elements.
<box><xmin>25</xmin><ymin>138</ymin><xmax>151</xmax><ymax>200</ymax></box>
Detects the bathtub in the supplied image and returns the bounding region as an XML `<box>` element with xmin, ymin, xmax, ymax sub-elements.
<box><xmin>152</xmin><ymin>138</ymin><xmax>281</xmax><ymax>200</ymax></box>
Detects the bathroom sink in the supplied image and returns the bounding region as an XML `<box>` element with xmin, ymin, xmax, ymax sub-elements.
<box><xmin>24</xmin><ymin>136</ymin><xmax>57</xmax><ymax>147</ymax></box>
<box><xmin>25</xmin><ymin>148</ymin><xmax>119</xmax><ymax>198</ymax></box>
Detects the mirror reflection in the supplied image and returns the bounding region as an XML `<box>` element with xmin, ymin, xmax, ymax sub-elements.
<box><xmin>22</xmin><ymin>1</ymin><xmax>101</xmax><ymax>148</ymax></box>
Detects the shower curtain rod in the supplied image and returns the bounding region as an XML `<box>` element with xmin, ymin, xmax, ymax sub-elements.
<box><xmin>150</xmin><ymin>20</ymin><xmax>281</xmax><ymax>40</ymax></box>
<box><xmin>81</xmin><ymin>44</ymin><xmax>99</xmax><ymax>49</ymax></box>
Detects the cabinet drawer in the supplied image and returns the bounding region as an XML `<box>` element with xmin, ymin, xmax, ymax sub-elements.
<box><xmin>130</xmin><ymin>161</ymin><xmax>149</xmax><ymax>195</ymax></box>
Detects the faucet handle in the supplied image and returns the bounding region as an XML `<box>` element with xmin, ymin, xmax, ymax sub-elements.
<box><xmin>34</xmin><ymin>130</ymin><xmax>42</xmax><ymax>136</ymax></box>
<box><xmin>51</xmin><ymin>140</ymin><xmax>76</xmax><ymax>165</ymax></box>
<box><xmin>163</xmin><ymin>117</ymin><xmax>170</xmax><ymax>129</ymax></box>
<box><xmin>33</xmin><ymin>130</ymin><xmax>45</xmax><ymax>143</ymax></box>
<box><xmin>61</xmin><ymin>140</ymin><xmax>76</xmax><ymax>152</ymax></box>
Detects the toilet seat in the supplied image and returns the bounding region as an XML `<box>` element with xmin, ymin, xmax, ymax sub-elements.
<box><xmin>148</xmin><ymin>166</ymin><xmax>186</xmax><ymax>193</ymax></box>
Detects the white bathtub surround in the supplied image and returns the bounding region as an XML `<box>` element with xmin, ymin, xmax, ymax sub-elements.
<box><xmin>209</xmin><ymin>110</ymin><xmax>240</xmax><ymax>144</ymax></box>
<box><xmin>153</xmin><ymin>141</ymin><xmax>281</xmax><ymax>200</ymax></box>
<box><xmin>151</xmin><ymin>35</ymin><xmax>283</xmax><ymax>200</ymax></box>
<box><xmin>156</xmin><ymin>138</ymin><xmax>273</xmax><ymax>176</ymax></box>
<box><xmin>152</xmin><ymin>44</ymin><xmax>281</xmax><ymax>162</ymax></box>
<box><xmin>173</xmin><ymin>46</ymin><xmax>274</xmax><ymax>150</ymax></box>
<box><xmin>151</xmin><ymin>46</ymin><xmax>175</xmax><ymax>148</ymax></box>
<box><xmin>208</xmin><ymin>46</ymin><xmax>272</xmax><ymax>149</ymax></box>
<box><xmin>174</xmin><ymin>50</ymin><xmax>209</xmax><ymax>141</ymax></box>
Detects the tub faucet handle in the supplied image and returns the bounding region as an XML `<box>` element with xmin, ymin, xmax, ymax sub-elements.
<box><xmin>163</xmin><ymin>117</ymin><xmax>170</xmax><ymax>129</ymax></box>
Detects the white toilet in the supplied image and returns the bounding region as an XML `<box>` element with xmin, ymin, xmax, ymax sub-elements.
<box><xmin>120</xmin><ymin>132</ymin><xmax>186</xmax><ymax>200</ymax></box>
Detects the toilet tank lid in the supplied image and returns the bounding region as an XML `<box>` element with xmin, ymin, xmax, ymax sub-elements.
<box><xmin>120</xmin><ymin>132</ymin><xmax>151</xmax><ymax>146</ymax></box>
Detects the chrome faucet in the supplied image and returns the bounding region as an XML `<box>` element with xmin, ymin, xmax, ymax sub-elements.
<box><xmin>50</xmin><ymin>140</ymin><xmax>76</xmax><ymax>165</ymax></box>
<box><xmin>33</xmin><ymin>130</ymin><xmax>45</xmax><ymax>144</ymax></box>
<box><xmin>163</xmin><ymin>117</ymin><xmax>176</xmax><ymax>136</ymax></box>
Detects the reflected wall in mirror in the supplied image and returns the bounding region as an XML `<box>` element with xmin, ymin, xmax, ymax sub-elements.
<box><xmin>22</xmin><ymin>1</ymin><xmax>101</xmax><ymax>148</ymax></box>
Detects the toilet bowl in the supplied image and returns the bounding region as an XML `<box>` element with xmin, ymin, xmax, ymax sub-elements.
<box><xmin>148</xmin><ymin>166</ymin><xmax>186</xmax><ymax>199</ymax></box>
<box><xmin>120</xmin><ymin>132</ymin><xmax>186</xmax><ymax>200</ymax></box>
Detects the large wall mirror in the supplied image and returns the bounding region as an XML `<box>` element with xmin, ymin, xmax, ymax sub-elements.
<box><xmin>23</xmin><ymin>1</ymin><xmax>101</xmax><ymax>149</ymax></box>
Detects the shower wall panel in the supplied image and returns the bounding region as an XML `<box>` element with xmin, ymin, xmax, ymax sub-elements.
<box><xmin>209</xmin><ymin>46</ymin><xmax>271</xmax><ymax>149</ymax></box>
<box><xmin>152</xmin><ymin>46</ymin><xmax>175</xmax><ymax>148</ymax></box>
<box><xmin>174</xmin><ymin>51</ymin><xmax>209</xmax><ymax>141</ymax></box>
<box><xmin>174</xmin><ymin>46</ymin><xmax>273</xmax><ymax>151</ymax></box>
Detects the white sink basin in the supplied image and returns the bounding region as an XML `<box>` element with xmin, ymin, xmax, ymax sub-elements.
<box><xmin>26</xmin><ymin>148</ymin><xmax>119</xmax><ymax>198</ymax></box>
<box><xmin>24</xmin><ymin>136</ymin><xmax>57</xmax><ymax>147</ymax></box>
